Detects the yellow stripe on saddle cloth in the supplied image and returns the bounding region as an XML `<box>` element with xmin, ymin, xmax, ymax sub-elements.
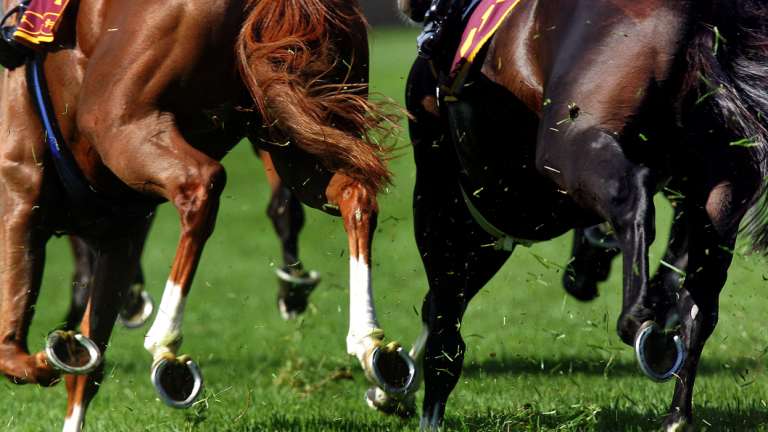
<box><xmin>13</xmin><ymin>0</ymin><xmax>71</xmax><ymax>45</ymax></box>
<box><xmin>448</xmin><ymin>0</ymin><xmax>525</xmax><ymax>93</ymax></box>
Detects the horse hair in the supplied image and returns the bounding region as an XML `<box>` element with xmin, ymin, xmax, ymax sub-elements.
<box><xmin>236</xmin><ymin>0</ymin><xmax>393</xmax><ymax>192</ymax></box>
<box><xmin>685</xmin><ymin>0</ymin><xmax>768</xmax><ymax>252</ymax></box>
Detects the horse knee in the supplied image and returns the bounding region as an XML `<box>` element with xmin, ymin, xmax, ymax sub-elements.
<box><xmin>172</xmin><ymin>162</ymin><xmax>226</xmax><ymax>233</ymax></box>
<box><xmin>338</xmin><ymin>182</ymin><xmax>378</xmax><ymax>227</ymax></box>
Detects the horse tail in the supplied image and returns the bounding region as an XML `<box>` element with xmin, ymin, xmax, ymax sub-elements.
<box><xmin>236</xmin><ymin>0</ymin><xmax>393</xmax><ymax>192</ymax></box>
<box><xmin>685</xmin><ymin>1</ymin><xmax>768</xmax><ymax>252</ymax></box>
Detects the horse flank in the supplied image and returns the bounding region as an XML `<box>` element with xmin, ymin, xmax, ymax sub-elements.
<box><xmin>236</xmin><ymin>0</ymin><xmax>393</xmax><ymax>192</ymax></box>
<box><xmin>685</xmin><ymin>0</ymin><xmax>768</xmax><ymax>252</ymax></box>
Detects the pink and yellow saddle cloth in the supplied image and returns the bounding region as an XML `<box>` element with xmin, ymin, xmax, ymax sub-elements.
<box><xmin>13</xmin><ymin>0</ymin><xmax>71</xmax><ymax>46</ymax></box>
<box><xmin>450</xmin><ymin>0</ymin><xmax>524</xmax><ymax>82</ymax></box>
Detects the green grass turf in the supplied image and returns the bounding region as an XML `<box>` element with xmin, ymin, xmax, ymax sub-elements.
<box><xmin>5</xmin><ymin>28</ymin><xmax>768</xmax><ymax>431</ymax></box>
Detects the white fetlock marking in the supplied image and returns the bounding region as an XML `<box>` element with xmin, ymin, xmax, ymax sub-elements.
<box><xmin>690</xmin><ymin>304</ymin><xmax>699</xmax><ymax>321</ymax></box>
<box><xmin>278</xmin><ymin>299</ymin><xmax>294</xmax><ymax>320</ymax></box>
<box><xmin>666</xmin><ymin>419</ymin><xmax>687</xmax><ymax>432</ymax></box>
<box><xmin>409</xmin><ymin>325</ymin><xmax>429</xmax><ymax>362</ymax></box>
<box><xmin>144</xmin><ymin>280</ymin><xmax>186</xmax><ymax>359</ymax></box>
<box><xmin>346</xmin><ymin>257</ymin><xmax>380</xmax><ymax>362</ymax></box>
<box><xmin>62</xmin><ymin>403</ymin><xmax>83</xmax><ymax>432</ymax></box>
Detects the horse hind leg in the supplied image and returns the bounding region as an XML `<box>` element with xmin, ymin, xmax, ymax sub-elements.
<box><xmin>259</xmin><ymin>150</ymin><xmax>319</xmax><ymax>320</ymax></box>
<box><xmin>324</xmin><ymin>175</ymin><xmax>418</xmax><ymax>401</ymax></box>
<box><xmin>663</xmin><ymin>170</ymin><xmax>757</xmax><ymax>431</ymax></box>
<box><xmin>365</xmin><ymin>324</ymin><xmax>429</xmax><ymax>418</ymax></box>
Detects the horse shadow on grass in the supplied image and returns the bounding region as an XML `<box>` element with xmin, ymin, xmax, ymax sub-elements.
<box><xmin>442</xmin><ymin>404</ymin><xmax>768</xmax><ymax>431</ymax></box>
<box><xmin>202</xmin><ymin>405</ymin><xmax>768</xmax><ymax>431</ymax></box>
<box><xmin>461</xmin><ymin>353</ymin><xmax>766</xmax><ymax>379</ymax></box>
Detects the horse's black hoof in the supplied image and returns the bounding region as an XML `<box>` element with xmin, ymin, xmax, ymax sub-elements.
<box><xmin>583</xmin><ymin>224</ymin><xmax>620</xmax><ymax>249</ymax></box>
<box><xmin>562</xmin><ymin>271</ymin><xmax>599</xmax><ymax>302</ymax></box>
<box><xmin>634</xmin><ymin>321</ymin><xmax>685</xmax><ymax>382</ymax></box>
<box><xmin>44</xmin><ymin>330</ymin><xmax>102</xmax><ymax>375</ymax></box>
<box><xmin>276</xmin><ymin>267</ymin><xmax>320</xmax><ymax>320</ymax></box>
<box><xmin>419</xmin><ymin>411</ymin><xmax>443</xmax><ymax>431</ymax></box>
<box><xmin>367</xmin><ymin>343</ymin><xmax>418</xmax><ymax>396</ymax></box>
<box><xmin>365</xmin><ymin>386</ymin><xmax>416</xmax><ymax>418</ymax></box>
<box><xmin>662</xmin><ymin>410</ymin><xmax>692</xmax><ymax>432</ymax></box>
<box><xmin>151</xmin><ymin>355</ymin><xmax>203</xmax><ymax>408</ymax></box>
<box><xmin>118</xmin><ymin>289</ymin><xmax>155</xmax><ymax>329</ymax></box>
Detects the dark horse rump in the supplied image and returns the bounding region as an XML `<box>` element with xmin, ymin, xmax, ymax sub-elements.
<box><xmin>404</xmin><ymin>0</ymin><xmax>768</xmax><ymax>430</ymax></box>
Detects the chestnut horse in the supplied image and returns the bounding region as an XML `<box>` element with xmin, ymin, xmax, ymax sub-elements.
<box><xmin>62</xmin><ymin>156</ymin><xmax>321</xmax><ymax>330</ymax></box>
<box><xmin>400</xmin><ymin>0</ymin><xmax>768</xmax><ymax>430</ymax></box>
<box><xmin>0</xmin><ymin>0</ymin><xmax>415</xmax><ymax>430</ymax></box>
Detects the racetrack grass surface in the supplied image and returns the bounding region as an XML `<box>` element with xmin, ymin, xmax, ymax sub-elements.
<box><xmin>5</xmin><ymin>28</ymin><xmax>768</xmax><ymax>431</ymax></box>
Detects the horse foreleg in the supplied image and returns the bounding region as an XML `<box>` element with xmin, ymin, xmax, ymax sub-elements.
<box><xmin>62</xmin><ymin>223</ymin><xmax>148</xmax><ymax>432</ymax></box>
<box><xmin>78</xmin><ymin>27</ymin><xmax>228</xmax><ymax>404</ymax></box>
<box><xmin>0</xmin><ymin>68</ymin><xmax>60</xmax><ymax>386</ymax></box>
<box><xmin>137</xmin><ymin>149</ymin><xmax>223</xmax><ymax>407</ymax></box>
<box><xmin>259</xmin><ymin>150</ymin><xmax>319</xmax><ymax>320</ymax></box>
<box><xmin>648</xmin><ymin>196</ymin><xmax>688</xmax><ymax>299</ymax></box>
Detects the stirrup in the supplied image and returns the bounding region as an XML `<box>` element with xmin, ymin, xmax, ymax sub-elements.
<box><xmin>417</xmin><ymin>21</ymin><xmax>444</xmax><ymax>60</ymax></box>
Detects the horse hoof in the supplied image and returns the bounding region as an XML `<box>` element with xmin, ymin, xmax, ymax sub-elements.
<box><xmin>583</xmin><ymin>224</ymin><xmax>620</xmax><ymax>249</ymax></box>
<box><xmin>634</xmin><ymin>321</ymin><xmax>685</xmax><ymax>382</ymax></box>
<box><xmin>151</xmin><ymin>355</ymin><xmax>203</xmax><ymax>408</ymax></box>
<box><xmin>44</xmin><ymin>330</ymin><xmax>102</xmax><ymax>375</ymax></box>
<box><xmin>367</xmin><ymin>343</ymin><xmax>418</xmax><ymax>396</ymax></box>
<box><xmin>562</xmin><ymin>271</ymin><xmax>599</xmax><ymax>302</ymax></box>
<box><xmin>119</xmin><ymin>290</ymin><xmax>155</xmax><ymax>329</ymax></box>
<box><xmin>664</xmin><ymin>418</ymin><xmax>691</xmax><ymax>432</ymax></box>
<box><xmin>365</xmin><ymin>386</ymin><xmax>416</xmax><ymax>418</ymax></box>
<box><xmin>276</xmin><ymin>267</ymin><xmax>320</xmax><ymax>320</ymax></box>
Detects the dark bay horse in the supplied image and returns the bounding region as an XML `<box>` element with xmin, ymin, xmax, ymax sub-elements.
<box><xmin>400</xmin><ymin>0</ymin><xmax>768</xmax><ymax>430</ymax></box>
<box><xmin>0</xmin><ymin>0</ymin><xmax>414</xmax><ymax>429</ymax></box>
<box><xmin>564</xmin><ymin>185</ymin><xmax>687</xmax><ymax>303</ymax></box>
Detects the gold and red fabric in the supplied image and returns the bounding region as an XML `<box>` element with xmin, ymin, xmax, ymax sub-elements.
<box><xmin>448</xmin><ymin>0</ymin><xmax>525</xmax><ymax>93</ymax></box>
<box><xmin>13</xmin><ymin>0</ymin><xmax>71</xmax><ymax>46</ymax></box>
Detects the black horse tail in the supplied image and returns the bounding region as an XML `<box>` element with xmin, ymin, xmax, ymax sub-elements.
<box><xmin>685</xmin><ymin>1</ymin><xmax>768</xmax><ymax>253</ymax></box>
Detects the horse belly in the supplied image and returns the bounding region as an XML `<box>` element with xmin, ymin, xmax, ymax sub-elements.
<box><xmin>449</xmin><ymin>73</ymin><xmax>596</xmax><ymax>242</ymax></box>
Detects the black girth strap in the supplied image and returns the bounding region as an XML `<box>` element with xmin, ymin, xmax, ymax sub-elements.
<box><xmin>27</xmin><ymin>54</ymin><xmax>102</xmax><ymax>206</ymax></box>
<box><xmin>26</xmin><ymin>54</ymin><xmax>154</xmax><ymax>221</ymax></box>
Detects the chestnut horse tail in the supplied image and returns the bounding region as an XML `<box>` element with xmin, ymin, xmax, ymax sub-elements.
<box><xmin>236</xmin><ymin>0</ymin><xmax>392</xmax><ymax>192</ymax></box>
<box><xmin>685</xmin><ymin>1</ymin><xmax>768</xmax><ymax>252</ymax></box>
